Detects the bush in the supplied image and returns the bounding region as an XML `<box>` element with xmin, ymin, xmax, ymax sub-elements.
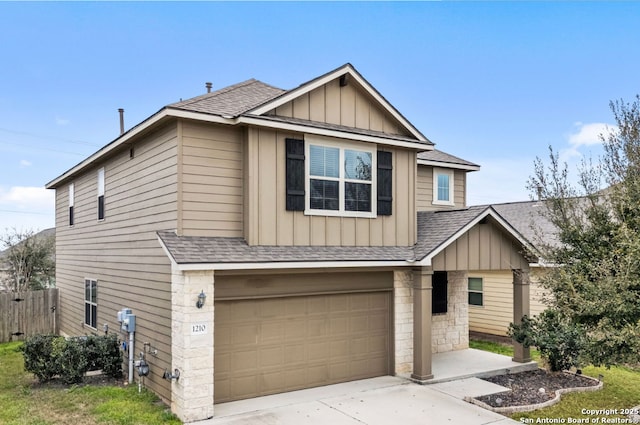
<box><xmin>83</xmin><ymin>334</ymin><xmax>122</xmax><ymax>379</ymax></box>
<box><xmin>21</xmin><ymin>334</ymin><xmax>123</xmax><ymax>384</ymax></box>
<box><xmin>508</xmin><ymin>309</ymin><xmax>587</xmax><ymax>372</ymax></box>
<box><xmin>21</xmin><ymin>334</ymin><xmax>61</xmax><ymax>382</ymax></box>
<box><xmin>58</xmin><ymin>338</ymin><xmax>87</xmax><ymax>384</ymax></box>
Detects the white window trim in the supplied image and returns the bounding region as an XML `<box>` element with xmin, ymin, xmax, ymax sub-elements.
<box><xmin>432</xmin><ymin>167</ymin><xmax>455</xmax><ymax>206</ymax></box>
<box><xmin>97</xmin><ymin>167</ymin><xmax>105</xmax><ymax>221</ymax></box>
<box><xmin>468</xmin><ymin>277</ymin><xmax>483</xmax><ymax>307</ymax></box>
<box><xmin>84</xmin><ymin>278</ymin><xmax>98</xmax><ymax>329</ymax></box>
<box><xmin>68</xmin><ymin>183</ymin><xmax>74</xmax><ymax>227</ymax></box>
<box><xmin>304</xmin><ymin>135</ymin><xmax>377</xmax><ymax>218</ymax></box>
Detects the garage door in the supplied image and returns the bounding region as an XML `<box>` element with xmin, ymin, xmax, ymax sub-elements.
<box><xmin>214</xmin><ymin>291</ymin><xmax>391</xmax><ymax>403</ymax></box>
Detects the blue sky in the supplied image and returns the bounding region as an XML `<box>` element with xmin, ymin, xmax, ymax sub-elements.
<box><xmin>1</xmin><ymin>2</ymin><xmax>638</xmax><ymax>231</ymax></box>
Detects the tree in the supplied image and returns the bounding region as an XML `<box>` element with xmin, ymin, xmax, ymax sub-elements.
<box><xmin>515</xmin><ymin>95</ymin><xmax>640</xmax><ymax>368</ymax></box>
<box><xmin>0</xmin><ymin>228</ymin><xmax>55</xmax><ymax>292</ymax></box>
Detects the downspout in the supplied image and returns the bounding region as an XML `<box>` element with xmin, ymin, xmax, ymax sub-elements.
<box><xmin>129</xmin><ymin>330</ymin><xmax>134</xmax><ymax>384</ymax></box>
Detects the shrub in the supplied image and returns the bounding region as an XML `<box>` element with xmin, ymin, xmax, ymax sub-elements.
<box><xmin>508</xmin><ymin>309</ymin><xmax>587</xmax><ymax>372</ymax></box>
<box><xmin>84</xmin><ymin>334</ymin><xmax>122</xmax><ymax>379</ymax></box>
<box><xmin>21</xmin><ymin>334</ymin><xmax>61</xmax><ymax>382</ymax></box>
<box><xmin>58</xmin><ymin>337</ymin><xmax>87</xmax><ymax>384</ymax></box>
<box><xmin>21</xmin><ymin>334</ymin><xmax>123</xmax><ymax>384</ymax></box>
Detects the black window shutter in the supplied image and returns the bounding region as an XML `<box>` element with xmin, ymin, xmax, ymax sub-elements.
<box><xmin>377</xmin><ymin>151</ymin><xmax>393</xmax><ymax>215</ymax></box>
<box><xmin>98</xmin><ymin>195</ymin><xmax>105</xmax><ymax>220</ymax></box>
<box><xmin>432</xmin><ymin>271</ymin><xmax>448</xmax><ymax>314</ymax></box>
<box><xmin>286</xmin><ymin>138</ymin><xmax>305</xmax><ymax>211</ymax></box>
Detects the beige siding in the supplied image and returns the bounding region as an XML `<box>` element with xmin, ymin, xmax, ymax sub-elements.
<box><xmin>468</xmin><ymin>271</ymin><xmax>514</xmax><ymax>336</ymax></box>
<box><xmin>269</xmin><ymin>78</ymin><xmax>410</xmax><ymax>138</ymax></box>
<box><xmin>529</xmin><ymin>269</ymin><xmax>547</xmax><ymax>317</ymax></box>
<box><xmin>416</xmin><ymin>165</ymin><xmax>466</xmax><ymax>211</ymax></box>
<box><xmin>54</xmin><ymin>123</ymin><xmax>178</xmax><ymax>403</ymax></box>
<box><xmin>468</xmin><ymin>270</ymin><xmax>547</xmax><ymax>337</ymax></box>
<box><xmin>244</xmin><ymin>127</ymin><xmax>416</xmax><ymax>246</ymax></box>
<box><xmin>431</xmin><ymin>220</ymin><xmax>529</xmax><ymax>271</ymax></box>
<box><xmin>180</xmin><ymin>120</ymin><xmax>244</xmax><ymax>237</ymax></box>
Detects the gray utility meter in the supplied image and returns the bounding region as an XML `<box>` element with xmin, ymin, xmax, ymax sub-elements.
<box><xmin>117</xmin><ymin>308</ymin><xmax>136</xmax><ymax>332</ymax></box>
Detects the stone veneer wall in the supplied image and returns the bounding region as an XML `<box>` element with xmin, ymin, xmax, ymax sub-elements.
<box><xmin>170</xmin><ymin>267</ymin><xmax>215</xmax><ymax>423</ymax></box>
<box><xmin>432</xmin><ymin>271</ymin><xmax>468</xmax><ymax>353</ymax></box>
<box><xmin>393</xmin><ymin>270</ymin><xmax>414</xmax><ymax>374</ymax></box>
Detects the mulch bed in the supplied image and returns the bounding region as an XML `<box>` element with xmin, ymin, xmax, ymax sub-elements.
<box><xmin>475</xmin><ymin>369</ymin><xmax>600</xmax><ymax>408</ymax></box>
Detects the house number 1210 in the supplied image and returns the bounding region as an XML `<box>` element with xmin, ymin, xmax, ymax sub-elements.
<box><xmin>191</xmin><ymin>323</ymin><xmax>207</xmax><ymax>335</ymax></box>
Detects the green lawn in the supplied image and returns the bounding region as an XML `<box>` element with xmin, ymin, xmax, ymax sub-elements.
<box><xmin>0</xmin><ymin>341</ymin><xmax>181</xmax><ymax>425</ymax></box>
<box><xmin>470</xmin><ymin>339</ymin><xmax>640</xmax><ymax>422</ymax></box>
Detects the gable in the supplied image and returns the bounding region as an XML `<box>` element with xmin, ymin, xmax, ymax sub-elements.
<box><xmin>264</xmin><ymin>77</ymin><xmax>413</xmax><ymax>138</ymax></box>
<box><xmin>430</xmin><ymin>218</ymin><xmax>531</xmax><ymax>271</ymax></box>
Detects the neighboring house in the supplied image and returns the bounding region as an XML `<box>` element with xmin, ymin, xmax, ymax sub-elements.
<box><xmin>46</xmin><ymin>64</ymin><xmax>537</xmax><ymax>422</ymax></box>
<box><xmin>465</xmin><ymin>200</ymin><xmax>557</xmax><ymax>337</ymax></box>
<box><xmin>0</xmin><ymin>228</ymin><xmax>55</xmax><ymax>292</ymax></box>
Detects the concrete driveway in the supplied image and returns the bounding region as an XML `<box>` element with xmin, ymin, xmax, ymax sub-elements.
<box><xmin>197</xmin><ymin>376</ymin><xmax>518</xmax><ymax>425</ymax></box>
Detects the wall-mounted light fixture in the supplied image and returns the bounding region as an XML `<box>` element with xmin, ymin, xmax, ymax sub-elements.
<box><xmin>196</xmin><ymin>290</ymin><xmax>206</xmax><ymax>309</ymax></box>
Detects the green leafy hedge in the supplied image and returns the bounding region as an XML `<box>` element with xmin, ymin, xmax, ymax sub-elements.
<box><xmin>21</xmin><ymin>334</ymin><xmax>123</xmax><ymax>384</ymax></box>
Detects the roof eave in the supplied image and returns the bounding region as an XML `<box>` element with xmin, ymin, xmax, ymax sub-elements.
<box><xmin>418</xmin><ymin>207</ymin><xmax>538</xmax><ymax>266</ymax></box>
<box><xmin>46</xmin><ymin>107</ymin><xmax>172</xmax><ymax>188</ymax></box>
<box><xmin>247</xmin><ymin>63</ymin><xmax>430</xmax><ymax>143</ymax></box>
<box><xmin>417</xmin><ymin>158</ymin><xmax>480</xmax><ymax>171</ymax></box>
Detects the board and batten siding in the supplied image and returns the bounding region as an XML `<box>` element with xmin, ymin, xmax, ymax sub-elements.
<box><xmin>468</xmin><ymin>270</ymin><xmax>547</xmax><ymax>336</ymax></box>
<box><xmin>431</xmin><ymin>220</ymin><xmax>529</xmax><ymax>271</ymax></box>
<box><xmin>267</xmin><ymin>78</ymin><xmax>411</xmax><ymax>138</ymax></box>
<box><xmin>54</xmin><ymin>123</ymin><xmax>178</xmax><ymax>403</ymax></box>
<box><xmin>416</xmin><ymin>165</ymin><xmax>466</xmax><ymax>211</ymax></box>
<box><xmin>244</xmin><ymin>127</ymin><xmax>416</xmax><ymax>246</ymax></box>
<box><xmin>180</xmin><ymin>120</ymin><xmax>244</xmax><ymax>237</ymax></box>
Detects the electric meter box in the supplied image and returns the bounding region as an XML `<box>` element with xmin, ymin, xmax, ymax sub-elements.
<box><xmin>121</xmin><ymin>314</ymin><xmax>136</xmax><ymax>332</ymax></box>
<box><xmin>117</xmin><ymin>308</ymin><xmax>132</xmax><ymax>323</ymax></box>
<box><xmin>117</xmin><ymin>308</ymin><xmax>135</xmax><ymax>332</ymax></box>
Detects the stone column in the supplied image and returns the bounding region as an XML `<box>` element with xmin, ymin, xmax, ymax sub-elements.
<box><xmin>411</xmin><ymin>267</ymin><xmax>434</xmax><ymax>382</ymax></box>
<box><xmin>393</xmin><ymin>270</ymin><xmax>414</xmax><ymax>375</ymax></box>
<box><xmin>171</xmin><ymin>267</ymin><xmax>215</xmax><ymax>422</ymax></box>
<box><xmin>512</xmin><ymin>268</ymin><xmax>531</xmax><ymax>363</ymax></box>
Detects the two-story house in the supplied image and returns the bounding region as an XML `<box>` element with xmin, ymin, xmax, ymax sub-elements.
<box><xmin>46</xmin><ymin>64</ymin><xmax>536</xmax><ymax>422</ymax></box>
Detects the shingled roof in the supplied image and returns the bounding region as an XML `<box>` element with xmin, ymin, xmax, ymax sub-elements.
<box><xmin>157</xmin><ymin>205</ymin><xmax>537</xmax><ymax>267</ymax></box>
<box><xmin>487</xmin><ymin>200</ymin><xmax>559</xmax><ymax>248</ymax></box>
<box><xmin>157</xmin><ymin>231</ymin><xmax>414</xmax><ymax>265</ymax></box>
<box><xmin>168</xmin><ymin>79</ymin><xmax>285</xmax><ymax>117</ymax></box>
<box><xmin>414</xmin><ymin>206</ymin><xmax>490</xmax><ymax>259</ymax></box>
<box><xmin>417</xmin><ymin>149</ymin><xmax>480</xmax><ymax>170</ymax></box>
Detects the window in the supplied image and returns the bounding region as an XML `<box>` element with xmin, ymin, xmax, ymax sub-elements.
<box><xmin>432</xmin><ymin>271</ymin><xmax>448</xmax><ymax>314</ymax></box>
<box><xmin>285</xmin><ymin>138</ymin><xmax>392</xmax><ymax>216</ymax></box>
<box><xmin>433</xmin><ymin>168</ymin><xmax>454</xmax><ymax>206</ymax></box>
<box><xmin>306</xmin><ymin>138</ymin><xmax>376</xmax><ymax>217</ymax></box>
<box><xmin>84</xmin><ymin>278</ymin><xmax>97</xmax><ymax>328</ymax></box>
<box><xmin>97</xmin><ymin>168</ymin><xmax>105</xmax><ymax>220</ymax></box>
<box><xmin>68</xmin><ymin>183</ymin><xmax>74</xmax><ymax>226</ymax></box>
<box><xmin>468</xmin><ymin>277</ymin><xmax>483</xmax><ymax>306</ymax></box>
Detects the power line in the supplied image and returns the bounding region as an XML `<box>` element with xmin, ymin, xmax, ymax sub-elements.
<box><xmin>0</xmin><ymin>127</ymin><xmax>101</xmax><ymax>147</ymax></box>
<box><xmin>0</xmin><ymin>139</ymin><xmax>88</xmax><ymax>156</ymax></box>
<box><xmin>0</xmin><ymin>209</ymin><xmax>52</xmax><ymax>216</ymax></box>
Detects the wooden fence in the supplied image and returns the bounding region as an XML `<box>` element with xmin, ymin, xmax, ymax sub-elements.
<box><xmin>0</xmin><ymin>289</ymin><xmax>59</xmax><ymax>343</ymax></box>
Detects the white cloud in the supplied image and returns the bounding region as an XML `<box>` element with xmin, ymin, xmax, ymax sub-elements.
<box><xmin>561</xmin><ymin>122</ymin><xmax>615</xmax><ymax>161</ymax></box>
<box><xmin>0</xmin><ymin>186</ymin><xmax>54</xmax><ymax>210</ymax></box>
<box><xmin>0</xmin><ymin>186</ymin><xmax>55</xmax><ymax>231</ymax></box>
<box><xmin>19</xmin><ymin>160</ymin><xmax>32</xmax><ymax>168</ymax></box>
<box><xmin>569</xmin><ymin>121</ymin><xmax>613</xmax><ymax>146</ymax></box>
